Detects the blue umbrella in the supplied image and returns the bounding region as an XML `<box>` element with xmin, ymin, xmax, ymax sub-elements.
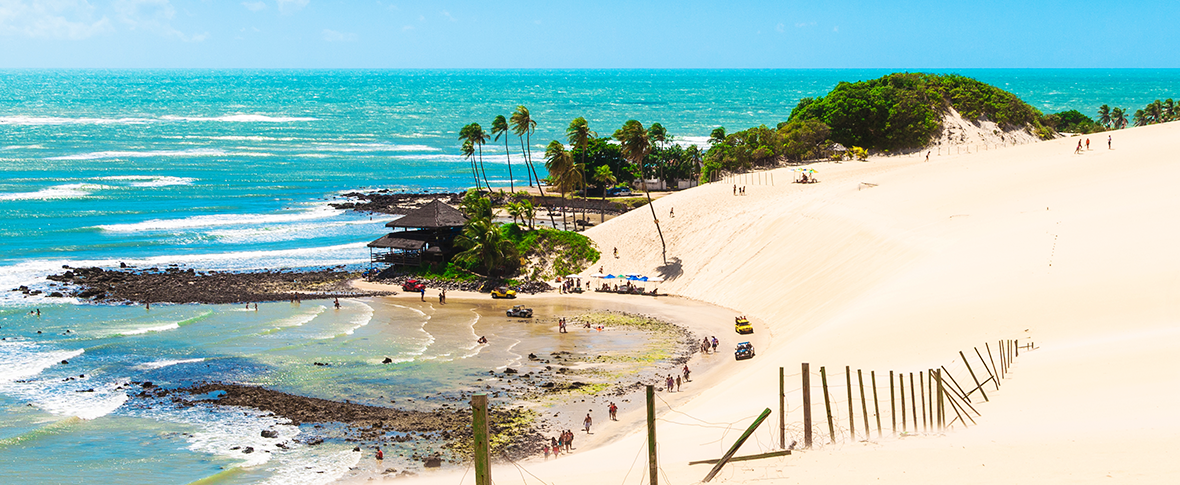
<box><xmin>639</xmin><ymin>276</ymin><xmax>649</xmax><ymax>282</ymax></box>
<box><xmin>603</xmin><ymin>274</ymin><xmax>617</xmax><ymax>279</ymax></box>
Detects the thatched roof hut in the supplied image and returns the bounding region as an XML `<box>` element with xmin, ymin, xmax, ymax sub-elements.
<box><xmin>385</xmin><ymin>200</ymin><xmax>467</xmax><ymax>230</ymax></box>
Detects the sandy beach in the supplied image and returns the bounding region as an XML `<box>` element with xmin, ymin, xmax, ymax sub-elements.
<box><xmin>349</xmin><ymin>121</ymin><xmax>1180</xmax><ymax>485</ymax></box>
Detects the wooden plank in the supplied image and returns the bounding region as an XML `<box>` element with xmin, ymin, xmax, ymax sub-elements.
<box><xmin>689</xmin><ymin>450</ymin><xmax>792</xmax><ymax>466</ymax></box>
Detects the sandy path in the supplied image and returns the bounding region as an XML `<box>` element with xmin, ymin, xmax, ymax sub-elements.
<box><xmin>354</xmin><ymin>124</ymin><xmax>1180</xmax><ymax>484</ymax></box>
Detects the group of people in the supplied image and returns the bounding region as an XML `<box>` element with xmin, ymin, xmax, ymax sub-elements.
<box><xmin>542</xmin><ymin>429</ymin><xmax>578</xmax><ymax>459</ymax></box>
<box><xmin>558</xmin><ymin>317</ymin><xmax>568</xmax><ymax>333</ymax></box>
<box><xmin>559</xmin><ymin>278</ymin><xmax>585</xmax><ymax>294</ymax></box>
<box><xmin>700</xmin><ymin>336</ymin><xmax>719</xmax><ymax>354</ymax></box>
<box><xmin>733</xmin><ymin>185</ymin><xmax>747</xmax><ymax>195</ymax></box>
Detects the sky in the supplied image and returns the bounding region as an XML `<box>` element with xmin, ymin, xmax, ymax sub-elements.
<box><xmin>0</xmin><ymin>0</ymin><xmax>1178</xmax><ymax>69</ymax></box>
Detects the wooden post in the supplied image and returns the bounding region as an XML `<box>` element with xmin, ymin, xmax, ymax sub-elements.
<box><xmin>941</xmin><ymin>366</ymin><xmax>982</xmax><ymax>416</ymax></box>
<box><xmin>919</xmin><ymin>371</ymin><xmax>927</xmax><ymax>433</ymax></box>
<box><xmin>472</xmin><ymin>394</ymin><xmax>491</xmax><ymax>485</ymax></box>
<box><xmin>909</xmin><ymin>373</ymin><xmax>918</xmax><ymax>432</ymax></box>
<box><xmin>845</xmin><ymin>366</ymin><xmax>856</xmax><ymax>441</ymax></box>
<box><xmin>802</xmin><ymin>363</ymin><xmax>812</xmax><ymax>448</ymax></box>
<box><xmin>899</xmin><ymin>372</ymin><xmax>907</xmax><ymax>432</ymax></box>
<box><xmin>821</xmin><ymin>366</ymin><xmax>835</xmax><ymax>444</ymax></box>
<box><xmin>647</xmin><ymin>385</ymin><xmax>658</xmax><ymax>485</ymax></box>
<box><xmin>889</xmin><ymin>371</ymin><xmax>897</xmax><ymax>435</ymax></box>
<box><xmin>871</xmin><ymin>371</ymin><xmax>882</xmax><ymax>438</ymax></box>
<box><xmin>779</xmin><ymin>367</ymin><xmax>785</xmax><ymax>450</ymax></box>
<box><xmin>999</xmin><ymin>340</ymin><xmax>1006</xmax><ymax>378</ymax></box>
<box><xmin>1015</xmin><ymin>339</ymin><xmax>1019</xmax><ymax>358</ymax></box>
<box><xmin>936</xmin><ymin>369</ymin><xmax>945</xmax><ymax>430</ymax></box>
<box><xmin>943</xmin><ymin>381</ymin><xmax>974</xmax><ymax>426</ymax></box>
<box><xmin>928</xmin><ymin>370</ymin><xmax>934</xmax><ymax>430</ymax></box>
<box><xmin>702</xmin><ymin>408</ymin><xmax>772</xmax><ymax>482</ymax></box>
<box><xmin>858</xmin><ymin>370</ymin><xmax>870</xmax><ymax>439</ymax></box>
<box><xmin>940</xmin><ymin>363</ymin><xmax>972</xmax><ymax>403</ymax></box>
<box><xmin>985</xmin><ymin>343</ymin><xmax>1001</xmax><ymax>388</ymax></box>
<box><xmin>975</xmin><ymin>347</ymin><xmax>999</xmax><ymax>391</ymax></box>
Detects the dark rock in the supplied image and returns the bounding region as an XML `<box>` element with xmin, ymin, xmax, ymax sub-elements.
<box><xmin>141</xmin><ymin>381</ymin><xmax>154</xmax><ymax>388</ymax></box>
<box><xmin>60</xmin><ymin>360</ymin><xmax>68</xmax><ymax>365</ymax></box>
<box><xmin>243</xmin><ymin>447</ymin><xmax>254</xmax><ymax>454</ymax></box>
<box><xmin>261</xmin><ymin>430</ymin><xmax>279</xmax><ymax>438</ymax></box>
<box><xmin>504</xmin><ymin>368</ymin><xmax>518</xmax><ymax>374</ymax></box>
<box><xmin>381</xmin><ymin>357</ymin><xmax>392</xmax><ymax>364</ymax></box>
<box><xmin>423</xmin><ymin>457</ymin><xmax>442</xmax><ymax>468</ymax></box>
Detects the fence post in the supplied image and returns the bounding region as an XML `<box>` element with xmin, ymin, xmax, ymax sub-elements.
<box><xmin>919</xmin><ymin>370</ymin><xmax>927</xmax><ymax>433</ymax></box>
<box><xmin>647</xmin><ymin>385</ymin><xmax>658</xmax><ymax>485</ymax></box>
<box><xmin>889</xmin><ymin>371</ymin><xmax>897</xmax><ymax>434</ymax></box>
<box><xmin>845</xmin><ymin>366</ymin><xmax>856</xmax><ymax>441</ymax></box>
<box><xmin>941</xmin><ymin>366</ymin><xmax>981</xmax><ymax>416</ymax></box>
<box><xmin>472</xmin><ymin>394</ymin><xmax>491</xmax><ymax>485</ymax></box>
<box><xmin>858</xmin><ymin>370</ymin><xmax>870</xmax><ymax>438</ymax></box>
<box><xmin>900</xmin><ymin>372</ymin><xmax>907</xmax><ymax>432</ymax></box>
<box><xmin>802</xmin><ymin>363</ymin><xmax>812</xmax><ymax>448</ymax></box>
<box><xmin>985</xmin><ymin>343</ymin><xmax>1001</xmax><ymax>388</ymax></box>
<box><xmin>821</xmin><ymin>366</ymin><xmax>835</xmax><ymax>444</ymax></box>
<box><xmin>975</xmin><ymin>347</ymin><xmax>999</xmax><ymax>391</ymax></box>
<box><xmin>779</xmin><ymin>367</ymin><xmax>785</xmax><ymax>450</ymax></box>
<box><xmin>936</xmin><ymin>369</ymin><xmax>945</xmax><ymax>430</ymax></box>
<box><xmin>871</xmin><ymin>371</ymin><xmax>882</xmax><ymax>438</ymax></box>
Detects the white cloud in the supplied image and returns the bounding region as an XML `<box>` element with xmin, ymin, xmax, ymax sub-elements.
<box><xmin>321</xmin><ymin>28</ymin><xmax>355</xmax><ymax>42</ymax></box>
<box><xmin>795</xmin><ymin>21</ymin><xmax>815</xmax><ymax>28</ymax></box>
<box><xmin>775</xmin><ymin>22</ymin><xmax>784</xmax><ymax>32</ymax></box>
<box><xmin>401</xmin><ymin>24</ymin><xmax>413</xmax><ymax>31</ymax></box>
<box><xmin>275</xmin><ymin>0</ymin><xmax>307</xmax><ymax>14</ymax></box>
<box><xmin>113</xmin><ymin>0</ymin><xmax>205</xmax><ymax>42</ymax></box>
<box><xmin>241</xmin><ymin>1</ymin><xmax>266</xmax><ymax>11</ymax></box>
<box><xmin>0</xmin><ymin>0</ymin><xmax>114</xmax><ymax>39</ymax></box>
<box><xmin>440</xmin><ymin>10</ymin><xmax>453</xmax><ymax>21</ymax></box>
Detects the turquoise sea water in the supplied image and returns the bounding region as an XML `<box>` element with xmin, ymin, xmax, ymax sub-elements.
<box><xmin>1</xmin><ymin>69</ymin><xmax>1178</xmax><ymax>484</ymax></box>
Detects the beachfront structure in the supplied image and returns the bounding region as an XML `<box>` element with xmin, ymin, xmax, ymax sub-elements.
<box><xmin>367</xmin><ymin>200</ymin><xmax>467</xmax><ymax>268</ymax></box>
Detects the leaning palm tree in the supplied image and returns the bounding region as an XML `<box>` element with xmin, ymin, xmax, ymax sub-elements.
<box><xmin>545</xmin><ymin>140</ymin><xmax>575</xmax><ymax>230</ymax></box>
<box><xmin>1164</xmin><ymin>99</ymin><xmax>1176</xmax><ymax>122</ymax></box>
<box><xmin>613</xmin><ymin>120</ymin><xmax>668</xmax><ymax>264</ymax></box>
<box><xmin>517</xmin><ymin>198</ymin><xmax>536</xmax><ymax>230</ymax></box>
<box><xmin>566</xmin><ymin>117</ymin><xmax>597</xmax><ymax>228</ymax></box>
<box><xmin>591</xmin><ymin>164</ymin><xmax>615</xmax><ymax>224</ymax></box>
<box><xmin>460</xmin><ymin>140</ymin><xmax>479</xmax><ymax>189</ymax></box>
<box><xmin>460</xmin><ymin>123</ymin><xmax>492</xmax><ymax>191</ymax></box>
<box><xmin>1146</xmin><ymin>100</ymin><xmax>1164</xmax><ymax>125</ymax></box>
<box><xmin>1111</xmin><ymin>107</ymin><xmax>1128</xmax><ymax>129</ymax></box>
<box><xmin>491</xmin><ymin>115</ymin><xmax>515</xmax><ymax>193</ymax></box>
<box><xmin>1097</xmin><ymin>104</ymin><xmax>1112</xmax><ymax>128</ymax></box>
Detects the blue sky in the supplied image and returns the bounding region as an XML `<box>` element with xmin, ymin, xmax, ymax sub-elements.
<box><xmin>1</xmin><ymin>0</ymin><xmax>1178</xmax><ymax>68</ymax></box>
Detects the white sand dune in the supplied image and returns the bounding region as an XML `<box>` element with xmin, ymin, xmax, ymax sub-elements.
<box><xmin>391</xmin><ymin>122</ymin><xmax>1180</xmax><ymax>484</ymax></box>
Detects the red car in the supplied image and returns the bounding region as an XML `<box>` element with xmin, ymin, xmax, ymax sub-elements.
<box><xmin>402</xmin><ymin>279</ymin><xmax>426</xmax><ymax>292</ymax></box>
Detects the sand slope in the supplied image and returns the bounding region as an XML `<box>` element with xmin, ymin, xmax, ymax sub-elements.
<box><xmin>399</xmin><ymin>122</ymin><xmax>1180</xmax><ymax>484</ymax></box>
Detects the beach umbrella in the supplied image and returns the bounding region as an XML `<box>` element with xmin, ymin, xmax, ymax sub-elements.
<box><xmin>638</xmin><ymin>276</ymin><xmax>649</xmax><ymax>282</ymax></box>
<box><xmin>590</xmin><ymin>273</ymin><xmax>607</xmax><ymax>278</ymax></box>
<box><xmin>625</xmin><ymin>272</ymin><xmax>642</xmax><ymax>277</ymax></box>
<box><xmin>648</xmin><ymin>276</ymin><xmax>665</xmax><ymax>282</ymax></box>
<box><xmin>603</xmin><ymin>274</ymin><xmax>617</xmax><ymax>279</ymax></box>
<box><xmin>626</xmin><ymin>275</ymin><xmax>641</xmax><ymax>281</ymax></box>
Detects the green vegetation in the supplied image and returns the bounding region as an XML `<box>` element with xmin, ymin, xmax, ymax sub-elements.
<box><xmin>500</xmin><ymin>223</ymin><xmax>600</xmax><ymax>278</ymax></box>
<box><xmin>788</xmin><ymin>72</ymin><xmax>1045</xmax><ymax>151</ymax></box>
<box><xmin>1042</xmin><ymin>110</ymin><xmax>1105</xmax><ymax>134</ymax></box>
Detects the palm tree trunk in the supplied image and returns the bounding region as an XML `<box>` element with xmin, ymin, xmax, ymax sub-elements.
<box><xmin>640</xmin><ymin>176</ymin><xmax>667</xmax><ymax>265</ymax></box>
<box><xmin>504</xmin><ymin>139</ymin><xmax>514</xmax><ymax>193</ymax></box>
<box><xmin>477</xmin><ymin>144</ymin><xmax>492</xmax><ymax>192</ymax></box>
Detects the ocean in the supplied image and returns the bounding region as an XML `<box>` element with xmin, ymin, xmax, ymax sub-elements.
<box><xmin>1</xmin><ymin>69</ymin><xmax>1177</xmax><ymax>484</ymax></box>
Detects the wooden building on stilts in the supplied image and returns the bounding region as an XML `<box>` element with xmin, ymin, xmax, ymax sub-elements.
<box><xmin>367</xmin><ymin>200</ymin><xmax>468</xmax><ymax>269</ymax></box>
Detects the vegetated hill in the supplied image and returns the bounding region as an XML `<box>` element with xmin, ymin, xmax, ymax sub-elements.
<box><xmin>788</xmin><ymin>73</ymin><xmax>1050</xmax><ymax>152</ymax></box>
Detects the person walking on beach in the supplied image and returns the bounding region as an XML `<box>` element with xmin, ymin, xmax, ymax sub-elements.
<box><xmin>925</xmin><ymin>151</ymin><xmax>930</xmax><ymax>162</ymax></box>
<box><xmin>609</xmin><ymin>402</ymin><xmax>618</xmax><ymax>421</ymax></box>
<box><xmin>565</xmin><ymin>430</ymin><xmax>574</xmax><ymax>451</ymax></box>
<box><xmin>1086</xmin><ymin>138</ymin><xmax>1090</xmax><ymax>150</ymax></box>
<box><xmin>1075</xmin><ymin>140</ymin><xmax>1082</xmax><ymax>154</ymax></box>
<box><xmin>669</xmin><ymin>207</ymin><xmax>674</xmax><ymax>218</ymax></box>
<box><xmin>584</xmin><ymin>413</ymin><xmax>593</xmax><ymax>434</ymax></box>
<box><xmin>1108</xmin><ymin>135</ymin><xmax>1112</xmax><ymax>149</ymax></box>
<box><xmin>439</xmin><ymin>289</ymin><xmax>446</xmax><ymax>304</ymax></box>
<box><xmin>675</xmin><ymin>375</ymin><xmax>681</xmax><ymax>391</ymax></box>
<box><xmin>553</xmin><ymin>436</ymin><xmax>561</xmax><ymax>456</ymax></box>
<box><xmin>711</xmin><ymin>336</ymin><xmax>719</xmax><ymax>353</ymax></box>
<box><xmin>683</xmin><ymin>365</ymin><xmax>691</xmax><ymax>382</ymax></box>
<box><xmin>703</xmin><ymin>337</ymin><xmax>711</xmax><ymax>354</ymax></box>
<box><xmin>733</xmin><ymin>184</ymin><xmax>737</xmax><ymax>195</ymax></box>
<box><xmin>613</xmin><ymin>247</ymin><xmax>618</xmax><ymax>258</ymax></box>
<box><xmin>559</xmin><ymin>318</ymin><xmax>567</xmax><ymax>333</ymax></box>
<box><xmin>333</xmin><ymin>298</ymin><xmax>340</xmax><ymax>309</ymax></box>
<box><xmin>666</xmin><ymin>374</ymin><xmax>675</xmax><ymax>391</ymax></box>
<box><xmin>543</xmin><ymin>444</ymin><xmax>550</xmax><ymax>460</ymax></box>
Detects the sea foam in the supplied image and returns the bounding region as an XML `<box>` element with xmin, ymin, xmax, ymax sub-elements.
<box><xmin>0</xmin><ymin>183</ymin><xmax>104</xmax><ymax>201</ymax></box>
<box><xmin>95</xmin><ymin>204</ymin><xmax>343</xmax><ymax>233</ymax></box>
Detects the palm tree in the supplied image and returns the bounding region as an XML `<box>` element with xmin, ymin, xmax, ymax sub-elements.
<box><xmin>505</xmin><ymin>201</ymin><xmax>522</xmax><ymax>226</ymax></box>
<box><xmin>491</xmin><ymin>115</ymin><xmax>515</xmax><ymax>193</ymax></box>
<box><xmin>1097</xmin><ymin>104</ymin><xmax>1112</xmax><ymax>128</ymax></box>
<box><xmin>454</xmin><ymin>217</ymin><xmax>517</xmax><ymax>276</ymax></box>
<box><xmin>517</xmin><ymin>198</ymin><xmax>536</xmax><ymax>230</ymax></box>
<box><xmin>591</xmin><ymin>164</ymin><xmax>616</xmax><ymax>223</ymax></box>
<box><xmin>566</xmin><ymin>117</ymin><xmax>597</xmax><ymax>229</ymax></box>
<box><xmin>460</xmin><ymin>140</ymin><xmax>479</xmax><ymax>189</ymax></box>
<box><xmin>613</xmin><ymin>119</ymin><xmax>668</xmax><ymax>264</ymax></box>
<box><xmin>1164</xmin><ymin>99</ymin><xmax>1176</xmax><ymax>122</ymax></box>
<box><xmin>544</xmin><ymin>140</ymin><xmax>575</xmax><ymax>230</ymax></box>
<box><xmin>1146</xmin><ymin>100</ymin><xmax>1164</xmax><ymax>124</ymax></box>
<box><xmin>1133</xmin><ymin>109</ymin><xmax>1148</xmax><ymax>127</ymax></box>
<box><xmin>709</xmin><ymin>127</ymin><xmax>727</xmax><ymax>146</ymax></box>
<box><xmin>648</xmin><ymin>123</ymin><xmax>668</xmax><ymax>185</ymax></box>
<box><xmin>510</xmin><ymin>106</ymin><xmax>541</xmax><ymax>191</ymax></box>
<box><xmin>460</xmin><ymin>123</ymin><xmax>492</xmax><ymax>191</ymax></box>
<box><xmin>1111</xmin><ymin>107</ymin><xmax>1128</xmax><ymax>129</ymax></box>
